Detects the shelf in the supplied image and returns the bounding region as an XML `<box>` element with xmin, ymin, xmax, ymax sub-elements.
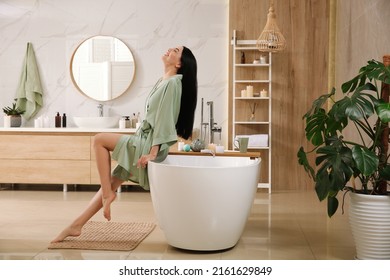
<box><xmin>234</xmin><ymin>97</ymin><xmax>270</xmax><ymax>100</ymax></box>
<box><xmin>234</xmin><ymin>121</ymin><xmax>270</xmax><ymax>125</ymax></box>
<box><xmin>232</xmin><ymin>146</ymin><xmax>269</xmax><ymax>151</ymax></box>
<box><xmin>234</xmin><ymin>63</ymin><xmax>269</xmax><ymax>67</ymax></box>
<box><xmin>231</xmin><ymin>39</ymin><xmax>256</xmax><ymax>45</ymax></box>
<box><xmin>249</xmin><ymin>146</ymin><xmax>270</xmax><ymax>150</ymax></box>
<box><xmin>257</xmin><ymin>183</ymin><xmax>270</xmax><ymax>189</ymax></box>
<box><xmin>234</xmin><ymin>80</ymin><xmax>270</xmax><ymax>83</ymax></box>
<box><xmin>234</xmin><ymin>46</ymin><xmax>258</xmax><ymax>50</ymax></box>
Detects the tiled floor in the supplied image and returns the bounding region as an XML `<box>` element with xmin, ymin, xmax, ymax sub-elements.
<box><xmin>0</xmin><ymin>185</ymin><xmax>356</xmax><ymax>260</ymax></box>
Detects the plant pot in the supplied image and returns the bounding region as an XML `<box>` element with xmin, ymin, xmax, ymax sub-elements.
<box><xmin>3</xmin><ymin>115</ymin><xmax>22</xmax><ymax>127</ymax></box>
<box><xmin>349</xmin><ymin>192</ymin><xmax>390</xmax><ymax>259</ymax></box>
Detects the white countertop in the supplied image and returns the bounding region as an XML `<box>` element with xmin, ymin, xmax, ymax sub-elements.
<box><xmin>0</xmin><ymin>127</ymin><xmax>137</xmax><ymax>133</ymax></box>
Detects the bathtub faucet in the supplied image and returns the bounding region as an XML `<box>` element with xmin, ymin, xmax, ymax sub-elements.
<box><xmin>201</xmin><ymin>98</ymin><xmax>222</xmax><ymax>143</ymax></box>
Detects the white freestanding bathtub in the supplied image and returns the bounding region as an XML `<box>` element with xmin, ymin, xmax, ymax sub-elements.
<box><xmin>148</xmin><ymin>155</ymin><xmax>261</xmax><ymax>251</ymax></box>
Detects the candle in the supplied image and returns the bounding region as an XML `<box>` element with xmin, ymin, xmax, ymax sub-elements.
<box><xmin>208</xmin><ymin>143</ymin><xmax>216</xmax><ymax>153</ymax></box>
<box><xmin>241</xmin><ymin>89</ymin><xmax>247</xmax><ymax>97</ymax></box>
<box><xmin>34</xmin><ymin>117</ymin><xmax>42</xmax><ymax>128</ymax></box>
<box><xmin>246</xmin><ymin>85</ymin><xmax>253</xmax><ymax>97</ymax></box>
<box><xmin>260</xmin><ymin>89</ymin><xmax>268</xmax><ymax>97</ymax></box>
<box><xmin>216</xmin><ymin>145</ymin><xmax>225</xmax><ymax>153</ymax></box>
<box><xmin>260</xmin><ymin>55</ymin><xmax>267</xmax><ymax>64</ymax></box>
<box><xmin>119</xmin><ymin>118</ymin><xmax>126</xmax><ymax>129</ymax></box>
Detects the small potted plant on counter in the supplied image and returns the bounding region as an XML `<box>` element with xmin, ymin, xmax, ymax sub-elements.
<box><xmin>298</xmin><ymin>56</ymin><xmax>390</xmax><ymax>259</ymax></box>
<box><xmin>2</xmin><ymin>99</ymin><xmax>25</xmax><ymax>127</ymax></box>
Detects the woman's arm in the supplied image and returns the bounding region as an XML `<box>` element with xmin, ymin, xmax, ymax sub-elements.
<box><xmin>137</xmin><ymin>145</ymin><xmax>160</xmax><ymax>168</ymax></box>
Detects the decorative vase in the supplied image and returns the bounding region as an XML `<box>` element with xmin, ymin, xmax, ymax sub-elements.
<box><xmin>349</xmin><ymin>192</ymin><xmax>390</xmax><ymax>259</ymax></box>
<box><xmin>190</xmin><ymin>139</ymin><xmax>205</xmax><ymax>152</ymax></box>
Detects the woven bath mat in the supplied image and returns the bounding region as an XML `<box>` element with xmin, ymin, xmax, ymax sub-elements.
<box><xmin>48</xmin><ymin>221</ymin><xmax>155</xmax><ymax>251</ymax></box>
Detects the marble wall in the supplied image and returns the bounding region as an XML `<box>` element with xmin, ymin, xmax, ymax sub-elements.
<box><xmin>0</xmin><ymin>0</ymin><xmax>228</xmax><ymax>144</ymax></box>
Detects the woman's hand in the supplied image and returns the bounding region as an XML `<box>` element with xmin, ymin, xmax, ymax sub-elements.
<box><xmin>137</xmin><ymin>154</ymin><xmax>157</xmax><ymax>169</ymax></box>
<box><xmin>137</xmin><ymin>145</ymin><xmax>160</xmax><ymax>168</ymax></box>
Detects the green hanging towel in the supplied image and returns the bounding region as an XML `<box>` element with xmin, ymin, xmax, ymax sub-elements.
<box><xmin>15</xmin><ymin>42</ymin><xmax>44</xmax><ymax>121</ymax></box>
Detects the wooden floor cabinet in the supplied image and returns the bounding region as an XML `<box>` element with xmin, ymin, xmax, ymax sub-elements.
<box><xmin>0</xmin><ymin>130</ymin><xmax>134</xmax><ymax>189</ymax></box>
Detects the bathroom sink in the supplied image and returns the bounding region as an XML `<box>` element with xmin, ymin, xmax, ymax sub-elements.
<box><xmin>73</xmin><ymin>116</ymin><xmax>120</xmax><ymax>128</ymax></box>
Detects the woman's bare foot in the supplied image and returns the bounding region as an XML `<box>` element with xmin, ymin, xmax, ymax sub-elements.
<box><xmin>51</xmin><ymin>225</ymin><xmax>82</xmax><ymax>243</ymax></box>
<box><xmin>102</xmin><ymin>191</ymin><xmax>116</xmax><ymax>221</ymax></box>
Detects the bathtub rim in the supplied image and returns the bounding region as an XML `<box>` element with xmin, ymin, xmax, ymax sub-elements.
<box><xmin>149</xmin><ymin>154</ymin><xmax>261</xmax><ymax>169</ymax></box>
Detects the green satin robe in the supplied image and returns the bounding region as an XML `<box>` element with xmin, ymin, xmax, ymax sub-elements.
<box><xmin>111</xmin><ymin>74</ymin><xmax>182</xmax><ymax>190</ymax></box>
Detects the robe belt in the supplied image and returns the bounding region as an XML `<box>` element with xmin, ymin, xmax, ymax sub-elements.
<box><xmin>133</xmin><ymin>121</ymin><xmax>153</xmax><ymax>166</ymax></box>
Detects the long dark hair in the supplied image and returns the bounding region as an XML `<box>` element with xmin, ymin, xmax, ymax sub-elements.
<box><xmin>176</xmin><ymin>46</ymin><xmax>198</xmax><ymax>140</ymax></box>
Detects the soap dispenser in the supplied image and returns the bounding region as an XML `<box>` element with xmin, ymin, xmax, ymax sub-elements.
<box><xmin>124</xmin><ymin>116</ymin><xmax>131</xmax><ymax>128</ymax></box>
<box><xmin>62</xmin><ymin>113</ymin><xmax>67</xmax><ymax>127</ymax></box>
<box><xmin>131</xmin><ymin>113</ymin><xmax>137</xmax><ymax>128</ymax></box>
<box><xmin>55</xmin><ymin>112</ymin><xmax>61</xmax><ymax>128</ymax></box>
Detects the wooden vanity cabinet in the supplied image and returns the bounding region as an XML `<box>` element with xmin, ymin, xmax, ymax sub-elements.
<box><xmin>0</xmin><ymin>131</ymin><xmax>134</xmax><ymax>186</ymax></box>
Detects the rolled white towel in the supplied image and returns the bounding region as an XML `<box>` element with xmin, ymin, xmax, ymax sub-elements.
<box><xmin>236</xmin><ymin>134</ymin><xmax>268</xmax><ymax>147</ymax></box>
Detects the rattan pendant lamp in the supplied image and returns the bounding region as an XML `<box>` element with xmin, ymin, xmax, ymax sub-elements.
<box><xmin>256</xmin><ymin>0</ymin><xmax>286</xmax><ymax>52</ymax></box>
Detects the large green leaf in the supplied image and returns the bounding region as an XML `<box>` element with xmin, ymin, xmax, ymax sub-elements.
<box><xmin>352</xmin><ymin>146</ymin><xmax>379</xmax><ymax>176</ymax></box>
<box><xmin>305</xmin><ymin>109</ymin><xmax>328</xmax><ymax>146</ymax></box>
<box><xmin>342</xmin><ymin>60</ymin><xmax>390</xmax><ymax>93</ymax></box>
<box><xmin>342</xmin><ymin>73</ymin><xmax>366</xmax><ymax>93</ymax></box>
<box><xmin>315</xmin><ymin>168</ymin><xmax>332</xmax><ymax>201</ymax></box>
<box><xmin>327</xmin><ymin>196</ymin><xmax>339</xmax><ymax>218</ymax></box>
<box><xmin>376</xmin><ymin>101</ymin><xmax>390</xmax><ymax>122</ymax></box>
<box><xmin>297</xmin><ymin>147</ymin><xmax>315</xmax><ymax>180</ymax></box>
<box><xmin>335</xmin><ymin>84</ymin><xmax>376</xmax><ymax>121</ymax></box>
<box><xmin>364</xmin><ymin>60</ymin><xmax>390</xmax><ymax>84</ymax></box>
<box><xmin>314</xmin><ymin>143</ymin><xmax>353</xmax><ymax>205</ymax></box>
<box><xmin>303</xmin><ymin>89</ymin><xmax>336</xmax><ymax>119</ymax></box>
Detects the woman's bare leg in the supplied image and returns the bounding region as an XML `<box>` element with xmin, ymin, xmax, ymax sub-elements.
<box><xmin>93</xmin><ymin>133</ymin><xmax>124</xmax><ymax>221</ymax></box>
<box><xmin>51</xmin><ymin>133</ymin><xmax>124</xmax><ymax>243</ymax></box>
<box><xmin>51</xmin><ymin>176</ymin><xmax>124</xmax><ymax>243</ymax></box>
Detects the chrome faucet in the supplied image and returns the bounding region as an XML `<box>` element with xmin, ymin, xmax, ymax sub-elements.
<box><xmin>200</xmin><ymin>98</ymin><xmax>209</xmax><ymax>142</ymax></box>
<box><xmin>97</xmin><ymin>104</ymin><xmax>104</xmax><ymax>117</ymax></box>
<box><xmin>207</xmin><ymin>101</ymin><xmax>222</xmax><ymax>144</ymax></box>
<box><xmin>201</xmin><ymin>98</ymin><xmax>222</xmax><ymax>143</ymax></box>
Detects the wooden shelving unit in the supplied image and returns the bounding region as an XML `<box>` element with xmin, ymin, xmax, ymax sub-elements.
<box><xmin>231</xmin><ymin>30</ymin><xmax>272</xmax><ymax>192</ymax></box>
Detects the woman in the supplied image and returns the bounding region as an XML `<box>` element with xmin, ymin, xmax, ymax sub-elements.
<box><xmin>51</xmin><ymin>46</ymin><xmax>197</xmax><ymax>243</ymax></box>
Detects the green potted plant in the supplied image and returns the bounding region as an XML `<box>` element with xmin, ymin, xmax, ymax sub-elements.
<box><xmin>298</xmin><ymin>57</ymin><xmax>390</xmax><ymax>259</ymax></box>
<box><xmin>2</xmin><ymin>99</ymin><xmax>25</xmax><ymax>127</ymax></box>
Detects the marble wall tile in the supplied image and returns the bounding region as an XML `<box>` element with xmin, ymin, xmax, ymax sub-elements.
<box><xmin>0</xmin><ymin>0</ymin><xmax>229</xmax><ymax>144</ymax></box>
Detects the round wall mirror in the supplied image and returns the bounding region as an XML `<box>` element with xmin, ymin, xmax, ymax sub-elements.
<box><xmin>70</xmin><ymin>35</ymin><xmax>135</xmax><ymax>101</ymax></box>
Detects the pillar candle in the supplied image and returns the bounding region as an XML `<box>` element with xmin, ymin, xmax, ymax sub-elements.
<box><xmin>208</xmin><ymin>143</ymin><xmax>216</xmax><ymax>152</ymax></box>
<box><xmin>260</xmin><ymin>89</ymin><xmax>268</xmax><ymax>97</ymax></box>
<box><xmin>246</xmin><ymin>85</ymin><xmax>253</xmax><ymax>97</ymax></box>
<box><xmin>241</xmin><ymin>89</ymin><xmax>247</xmax><ymax>97</ymax></box>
